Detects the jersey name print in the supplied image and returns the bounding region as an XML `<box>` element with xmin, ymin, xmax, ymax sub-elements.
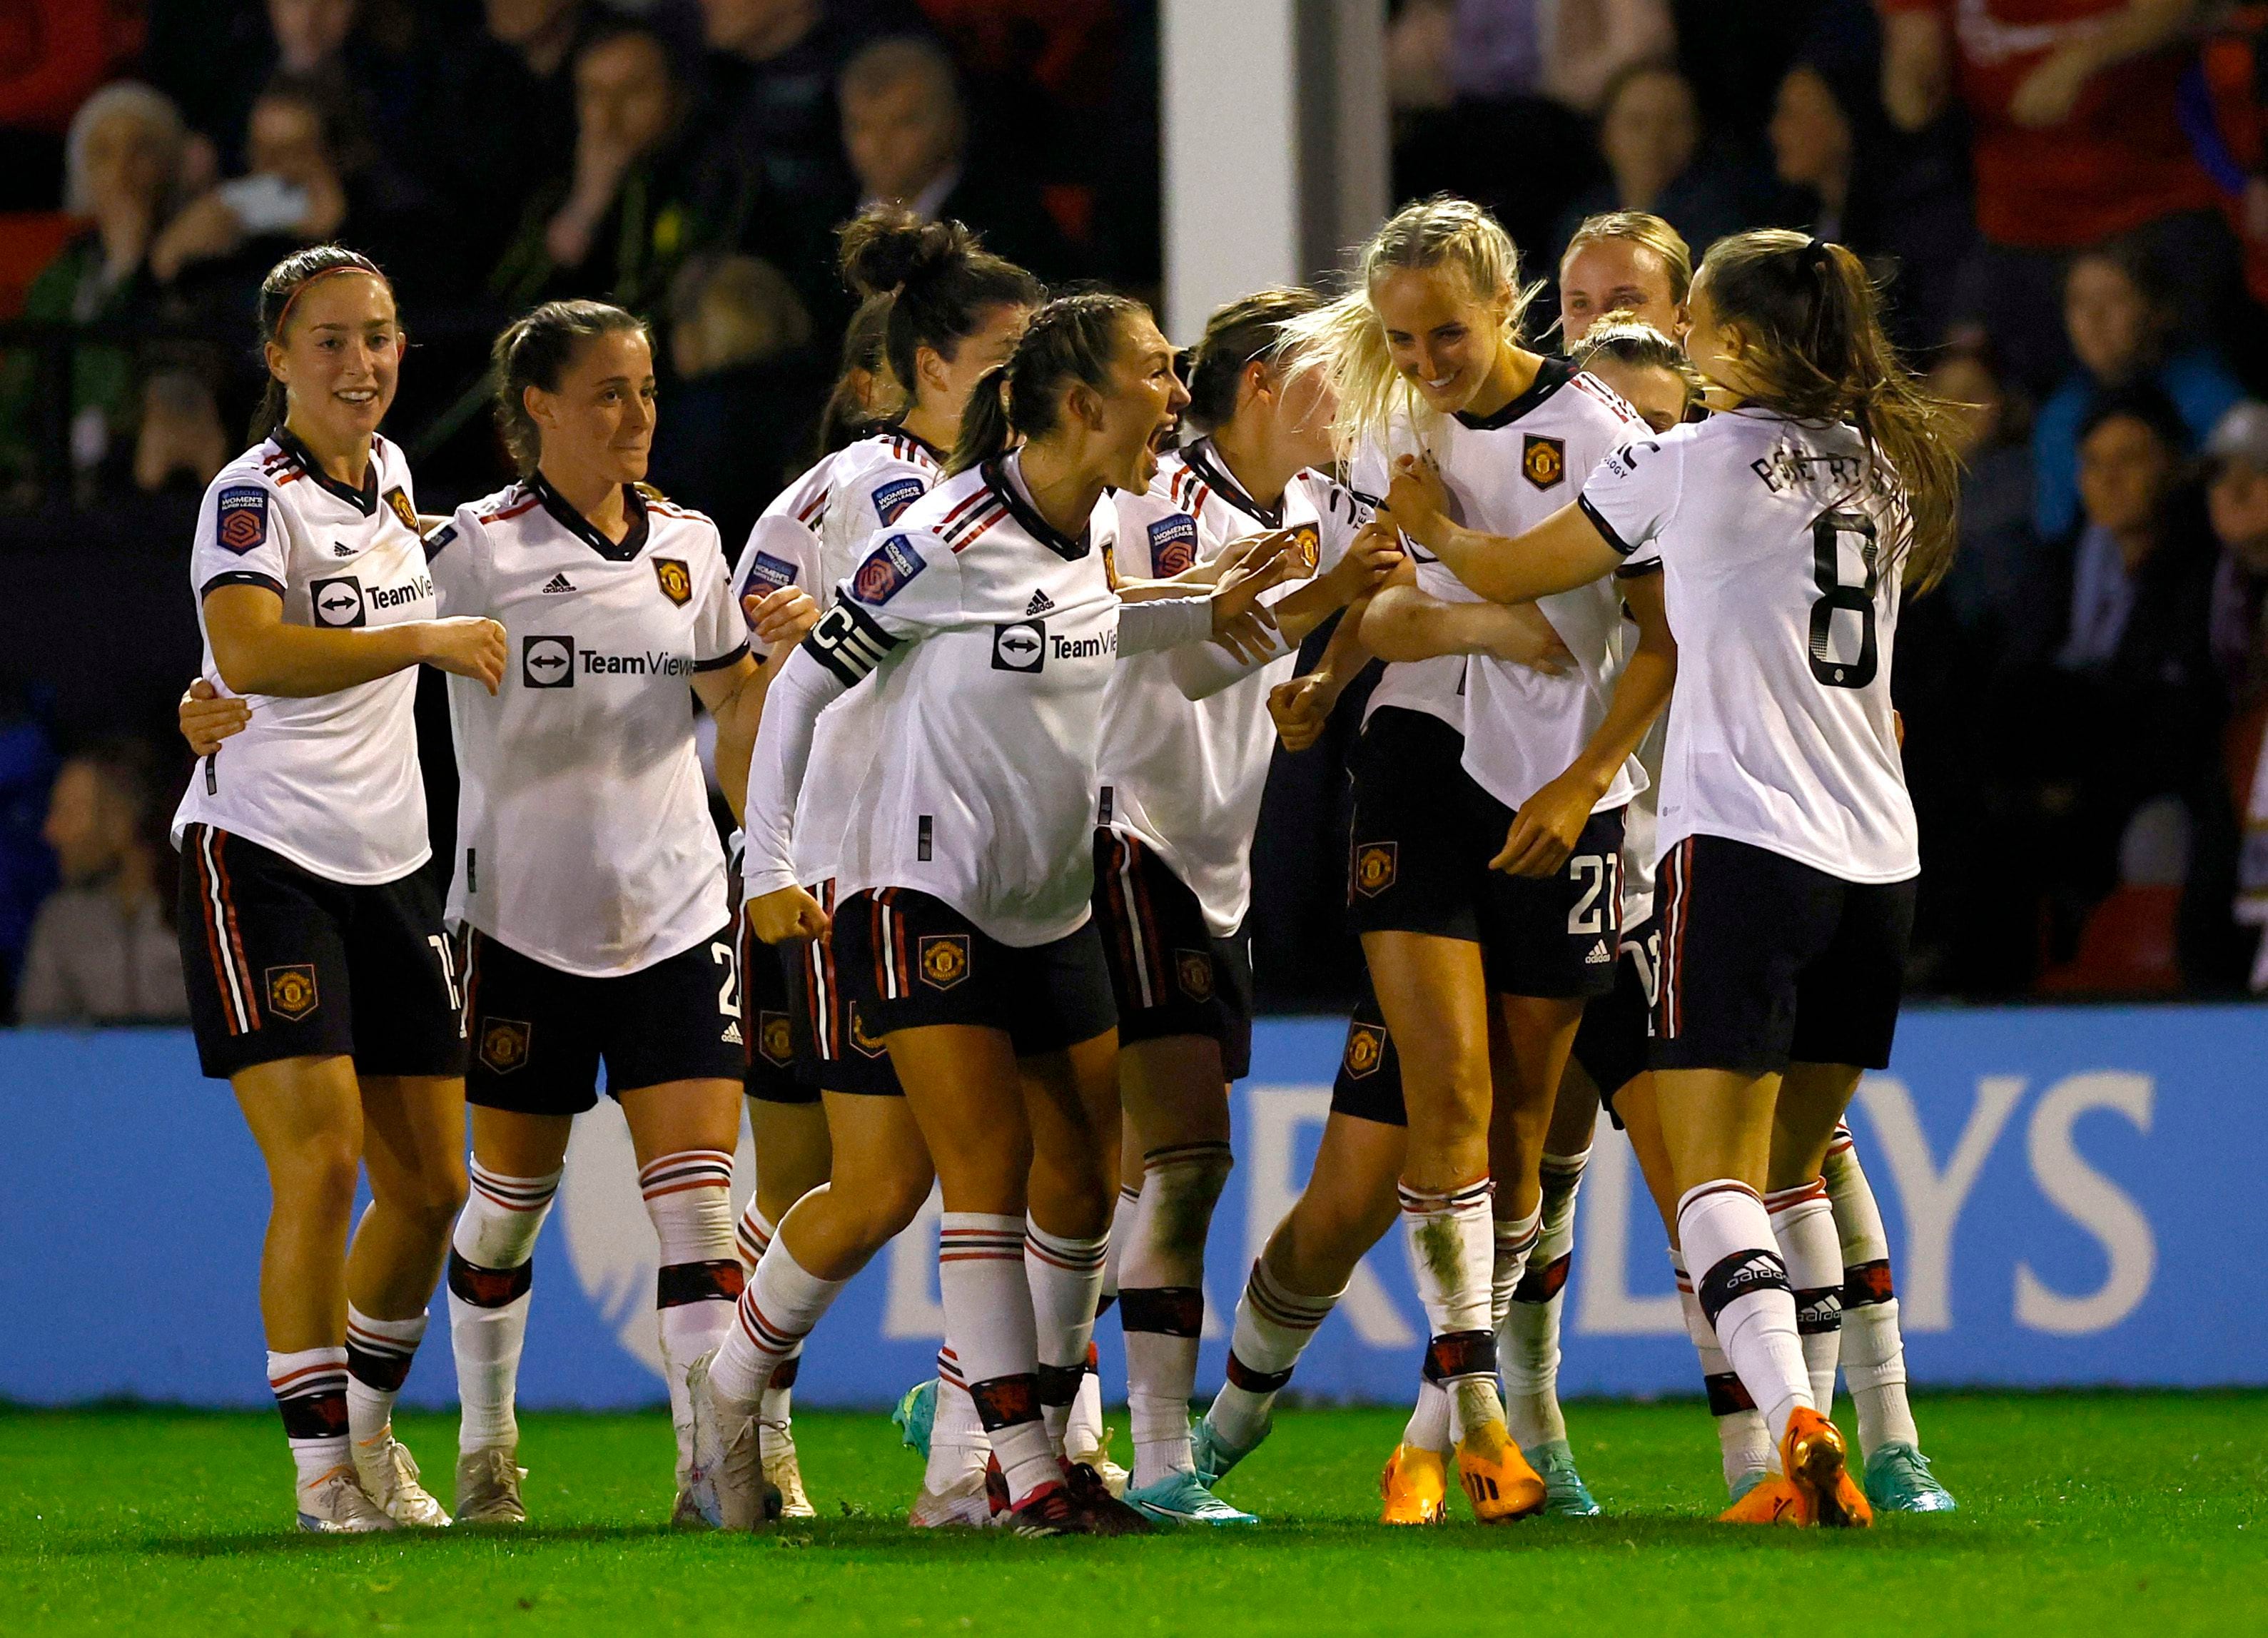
<box><xmin>1581</xmin><ymin>408</ymin><xmax>1918</xmax><ymax>883</ymax></box>
<box><xmin>431</xmin><ymin>476</ymin><xmax>747</xmax><ymax>976</ymax></box>
<box><xmin>172</xmin><ymin>433</ymin><xmax>435</xmax><ymax>885</ymax></box>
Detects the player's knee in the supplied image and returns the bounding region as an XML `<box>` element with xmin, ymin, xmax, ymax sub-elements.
<box><xmin>378</xmin><ymin>1153</ymin><xmax>471</xmax><ymax>1225</ymax></box>
<box><xmin>1142</xmin><ymin>1146</ymin><xmax>1233</xmax><ymax>1253</ymax></box>
<box><xmin>281</xmin><ymin>1138</ymin><xmax>363</xmax><ymax>1220</ymax></box>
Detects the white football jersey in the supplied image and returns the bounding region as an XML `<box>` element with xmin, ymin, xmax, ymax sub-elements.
<box><xmin>789</xmin><ymin>430</ymin><xmax>946</xmax><ymax>887</ymax></box>
<box><xmin>745</xmin><ymin>452</ymin><xmax>1123</xmax><ymax>946</ymax></box>
<box><xmin>429</xmin><ymin>477</ymin><xmax>747</xmax><ymax>976</ymax></box>
<box><xmin>172</xmin><ymin>431</ymin><xmax>435</xmax><ymax>884</ymax></box>
<box><xmin>1098</xmin><ymin>440</ymin><xmax>1366</xmax><ymax>935</ymax></box>
<box><xmin>1582</xmin><ymin>409</ymin><xmax>1919</xmax><ymax>883</ymax></box>
<box><xmin>729</xmin><ymin>451</ymin><xmax>840</xmax><ymax>648</ymax></box>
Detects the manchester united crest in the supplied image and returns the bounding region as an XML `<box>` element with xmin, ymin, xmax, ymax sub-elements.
<box><xmin>758</xmin><ymin>1011</ymin><xmax>794</xmax><ymax>1067</ymax></box>
<box><xmin>265</xmin><ymin>964</ymin><xmax>318</xmax><ymax>1021</ymax></box>
<box><xmin>480</xmin><ymin>1017</ymin><xmax>532</xmax><ymax>1073</ymax></box>
<box><xmin>384</xmin><ymin>485</ymin><xmax>420</xmax><ymax>535</ymax></box>
<box><xmin>849</xmin><ymin>1001</ymin><xmax>889</xmax><ymax>1057</ymax></box>
<box><xmin>1342</xmin><ymin>1021</ymin><xmax>1386</xmax><ymax>1078</ymax></box>
<box><xmin>918</xmin><ymin>934</ymin><xmax>971</xmax><ymax>991</ymax></box>
<box><xmin>1290</xmin><ymin>522</ymin><xmax>1321</xmax><ymax>574</ymax></box>
<box><xmin>1175</xmin><ymin>949</ymin><xmax>1215</xmax><ymax>1003</ymax></box>
<box><xmin>654</xmin><ymin>557</ymin><xmax>693</xmax><ymax>606</ymax></box>
<box><xmin>1522</xmin><ymin>434</ymin><xmax>1567</xmax><ymax>490</ymax></box>
<box><xmin>1353</xmin><ymin>841</ymin><xmax>1398</xmax><ymax>898</ymax></box>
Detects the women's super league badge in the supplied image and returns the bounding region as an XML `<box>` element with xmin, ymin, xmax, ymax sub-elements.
<box><xmin>1148</xmin><ymin>512</ymin><xmax>1198</xmax><ymax>576</ymax></box>
<box><xmin>852</xmin><ymin>535</ymin><xmax>927</xmax><ymax>604</ymax></box>
<box><xmin>216</xmin><ymin>487</ymin><xmax>268</xmax><ymax>553</ymax></box>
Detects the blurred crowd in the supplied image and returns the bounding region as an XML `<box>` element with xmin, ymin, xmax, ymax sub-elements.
<box><xmin>6</xmin><ymin>0</ymin><xmax>2268</xmax><ymax>1018</ymax></box>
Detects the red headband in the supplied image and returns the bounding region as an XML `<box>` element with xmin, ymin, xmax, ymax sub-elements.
<box><xmin>273</xmin><ymin>259</ymin><xmax>383</xmax><ymax>339</ymax></box>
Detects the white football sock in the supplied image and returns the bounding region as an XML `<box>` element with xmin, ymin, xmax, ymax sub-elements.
<box><xmin>761</xmin><ymin>1348</ymin><xmax>801</xmax><ymax>1434</ymax></box>
<box><xmin>1504</xmin><ymin>1148</ymin><xmax>1586</xmax><ymax>1451</ymax></box>
<box><xmin>447</xmin><ymin>1162</ymin><xmax>560</xmax><ymax>1455</ymax></box>
<box><xmin>1100</xmin><ymin>1183</ymin><xmax>1140</xmax><ymax>1306</ymax></box>
<box><xmin>1026</xmin><ymin>1216</ymin><xmax>1110</xmax><ymax>1452</ymax></box>
<box><xmin>1674</xmin><ymin>1249</ymin><xmax>1771</xmax><ymax>1488</ymax></box>
<box><xmin>1765</xmin><ymin>1178</ymin><xmax>1843</xmax><ymax>1421</ymax></box>
<box><xmin>939</xmin><ymin>1213</ymin><xmax>1055</xmax><ymax>1505</ymax></box>
<box><xmin>1121</xmin><ymin>1141</ymin><xmax>1232</xmax><ymax>1489</ymax></box>
<box><xmin>344</xmin><ymin>1304</ymin><xmax>426</xmax><ymax>1450</ymax></box>
<box><xmin>268</xmin><ymin>1345</ymin><xmax>350</xmax><ymax>1490</ymax></box>
<box><xmin>734</xmin><ymin>1198</ymin><xmax>776</xmax><ymax>1275</ymax></box>
<box><xmin>1400</xmin><ymin>1178</ymin><xmax>1504</xmax><ymax>1437</ymax></box>
<box><xmin>1205</xmin><ymin>1255</ymin><xmax>1342</xmax><ymax>1452</ymax></box>
<box><xmin>1404</xmin><ymin>1374</ymin><xmax>1452</xmax><ymax>1454</ymax></box>
<box><xmin>926</xmin><ymin>1343</ymin><xmax>991</xmax><ymax>1492</ymax></box>
<box><xmin>643</xmin><ymin>1150</ymin><xmax>741</xmax><ymax>1487</ymax></box>
<box><xmin>1825</xmin><ymin>1126</ymin><xmax>1919</xmax><ymax>1455</ymax></box>
<box><xmin>712</xmin><ymin>1233</ymin><xmax>846</xmax><ymax>1410</ymax></box>
<box><xmin>1678</xmin><ymin>1182</ymin><xmax>1811</xmax><ymax>1452</ymax></box>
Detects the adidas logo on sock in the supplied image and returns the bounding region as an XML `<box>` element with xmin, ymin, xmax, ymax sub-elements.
<box><xmin>541</xmin><ymin>572</ymin><xmax>577</xmax><ymax>594</ymax></box>
<box><xmin>1584</xmin><ymin>939</ymin><xmax>1612</xmax><ymax>964</ymax></box>
<box><xmin>1026</xmin><ymin>589</ymin><xmax>1055</xmax><ymax>616</ymax></box>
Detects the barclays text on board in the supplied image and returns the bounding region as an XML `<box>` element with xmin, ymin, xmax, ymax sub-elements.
<box><xmin>1</xmin><ymin>1008</ymin><xmax>2261</xmax><ymax>1408</ymax></box>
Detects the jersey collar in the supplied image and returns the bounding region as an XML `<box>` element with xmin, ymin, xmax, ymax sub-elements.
<box><xmin>986</xmin><ymin>453</ymin><xmax>1090</xmax><ymax>562</ymax></box>
<box><xmin>1183</xmin><ymin>438</ymin><xmax>1282</xmax><ymax>529</ymax></box>
<box><xmin>885</xmin><ymin>423</ymin><xmax>948</xmax><ymax>466</ymax></box>
<box><xmin>273</xmin><ymin>427</ymin><xmax>379</xmax><ymax>515</ymax></box>
<box><xmin>1452</xmin><ymin>355</ymin><xmax>1575</xmax><ymax>432</ymax></box>
<box><xmin>530</xmin><ymin>473</ymin><xmax>650</xmax><ymax>562</ymax></box>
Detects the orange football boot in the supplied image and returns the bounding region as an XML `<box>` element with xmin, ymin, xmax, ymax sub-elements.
<box><xmin>1377</xmin><ymin>1443</ymin><xmax>1449</xmax><ymax>1525</ymax></box>
<box><xmin>1717</xmin><ymin>1475</ymin><xmax>1806</xmax><ymax>1525</ymax></box>
<box><xmin>1783</xmin><ymin>1406</ymin><xmax>1872</xmax><ymax>1528</ymax></box>
<box><xmin>1452</xmin><ymin>1420</ymin><xmax>1546</xmax><ymax>1522</ymax></box>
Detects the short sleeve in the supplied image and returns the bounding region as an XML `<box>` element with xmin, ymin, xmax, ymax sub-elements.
<box><xmin>732</xmin><ymin>515</ymin><xmax>821</xmax><ymax>643</ymax></box>
<box><xmin>422</xmin><ymin>503</ymin><xmax>483</xmax><ymax>613</ymax></box>
<box><xmin>691</xmin><ymin>526</ymin><xmax>748</xmax><ymax>670</ymax></box>
<box><xmin>1577</xmin><ymin>436</ymin><xmax>1679</xmax><ymax>567</ymax></box>
<box><xmin>1308</xmin><ymin>477</ymin><xmax>1373</xmax><ymax>577</ymax></box>
<box><xmin>800</xmin><ymin>530</ymin><xmax>961</xmax><ymax>685</ymax></box>
<box><xmin>193</xmin><ymin>472</ymin><xmax>289</xmax><ymax>600</ymax></box>
<box><xmin>843</xmin><ymin>452</ymin><xmax>936</xmax><ymax>540</ymax></box>
<box><xmin>1119</xmin><ymin>492</ymin><xmax>1198</xmax><ymax>579</ymax></box>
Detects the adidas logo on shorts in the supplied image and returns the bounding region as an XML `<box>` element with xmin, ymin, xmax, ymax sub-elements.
<box><xmin>1584</xmin><ymin>939</ymin><xmax>1612</xmax><ymax>965</ymax></box>
<box><xmin>541</xmin><ymin>573</ymin><xmax>577</xmax><ymax>594</ymax></box>
<box><xmin>1026</xmin><ymin>588</ymin><xmax>1055</xmax><ymax>616</ymax></box>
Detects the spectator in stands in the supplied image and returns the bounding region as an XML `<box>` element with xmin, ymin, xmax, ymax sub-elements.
<box><xmin>692</xmin><ymin>0</ymin><xmax>925</xmax><ymax>316</ymax></box>
<box><xmin>0</xmin><ymin>0</ymin><xmax>137</xmax><ymax>209</ymax></box>
<box><xmin>1930</xmin><ymin>341</ymin><xmax>2045</xmax><ymax>661</ymax></box>
<box><xmin>2204</xmin><ymin>400</ymin><xmax>2268</xmax><ymax>699</ymax></box>
<box><xmin>0</xmin><ymin>81</ymin><xmax>186</xmax><ymax>497</ymax></box>
<box><xmin>2060</xmin><ymin>387</ymin><xmax>2219</xmax><ymax>682</ymax></box>
<box><xmin>1555</xmin><ymin>62</ymin><xmax>1753</xmax><ymax>261</ymax></box>
<box><xmin>131</xmin><ymin>365</ymin><xmax>228</xmax><ymax>496</ymax></box>
<box><xmin>15</xmin><ymin>739</ymin><xmax>186</xmax><ymax>1026</ymax></box>
<box><xmin>1878</xmin><ymin>0</ymin><xmax>2240</xmax><ymax>390</ymax></box>
<box><xmin>489</xmin><ymin>17</ymin><xmax>705</xmax><ymax>312</ymax></box>
<box><xmin>837</xmin><ymin>35</ymin><xmax>1083</xmax><ymax>282</ymax></box>
<box><xmin>1768</xmin><ymin>3</ymin><xmax>1974</xmax><ymax>349</ymax></box>
<box><xmin>2032</xmin><ymin>238</ymin><xmax>2245</xmax><ymax>543</ymax></box>
<box><xmin>647</xmin><ymin>251</ymin><xmax>821</xmax><ymax>547</ymax></box>
<box><xmin>411</xmin><ymin>0</ymin><xmax>592</xmax><ymax>285</ymax></box>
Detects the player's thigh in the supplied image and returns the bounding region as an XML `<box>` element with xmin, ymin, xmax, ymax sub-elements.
<box><xmin>470</xmin><ymin>1103</ymin><xmax>575</xmax><ymax>1180</ymax></box>
<box><xmin>1608</xmin><ymin>1073</ymin><xmax>1683</xmax><ymax>1241</ymax></box>
<box><xmin>1119</xmin><ymin>1033</ymin><xmax>1230</xmax><ymax>1153</ymax></box>
<box><xmin>816</xmin><ymin>1088</ymin><xmax>935</xmax><ymax>1232</ymax></box>
<box><xmin>1019</xmin><ymin>1029</ymin><xmax>1122</xmax><ymax>1230</ymax></box>
<box><xmin>357</xmin><ymin>1073</ymin><xmax>467</xmax><ymax>1215</ymax></box>
<box><xmin>1651</xmin><ymin>1066</ymin><xmax>1781</xmax><ymax>1195</ymax></box>
<box><xmin>1361</xmin><ymin>929</ymin><xmax>1493</xmax><ymax>1113</ymax></box>
<box><xmin>1277</xmin><ymin>1111</ymin><xmax>1409</xmax><ymax>1288</ymax></box>
<box><xmin>233</xmin><ymin>1053</ymin><xmax>364</xmax><ymax>1202</ymax></box>
<box><xmin>1767</xmin><ymin>1061</ymin><xmax>1865</xmax><ymax>1190</ymax></box>
<box><xmin>748</xmin><ymin>1097</ymin><xmax>832</xmax><ymax>1213</ymax></box>
<box><xmin>886</xmin><ymin>1022</ymin><xmax>1032</xmax><ymax>1201</ymax></box>
<box><xmin>618</xmin><ymin>1078</ymin><xmax>744</xmax><ymax>1166</ymax></box>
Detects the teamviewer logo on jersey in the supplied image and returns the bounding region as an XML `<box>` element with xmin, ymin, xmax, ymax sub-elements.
<box><xmin>309</xmin><ymin>577</ymin><xmax>366</xmax><ymax>627</ymax></box>
<box><xmin>992</xmin><ymin>619</ymin><xmax>1046</xmax><ymax>672</ymax></box>
<box><xmin>523</xmin><ymin>635</ymin><xmax>575</xmax><ymax>688</ymax></box>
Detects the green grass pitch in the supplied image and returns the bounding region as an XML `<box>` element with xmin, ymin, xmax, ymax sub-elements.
<box><xmin>5</xmin><ymin>1394</ymin><xmax>2263</xmax><ymax>1637</ymax></box>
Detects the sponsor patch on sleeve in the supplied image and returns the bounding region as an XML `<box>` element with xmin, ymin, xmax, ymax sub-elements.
<box><xmin>215</xmin><ymin>486</ymin><xmax>269</xmax><ymax>555</ymax></box>
<box><xmin>873</xmin><ymin>477</ymin><xmax>926</xmax><ymax>525</ymax></box>
<box><xmin>743</xmin><ymin>550</ymin><xmax>799</xmax><ymax>591</ymax></box>
<box><xmin>851</xmin><ymin>535</ymin><xmax>927</xmax><ymax>605</ymax></box>
<box><xmin>1147</xmin><ymin>512</ymin><xmax>1198</xmax><ymax>577</ymax></box>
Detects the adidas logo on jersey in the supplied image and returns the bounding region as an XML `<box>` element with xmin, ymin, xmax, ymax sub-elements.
<box><xmin>1025</xmin><ymin>589</ymin><xmax>1055</xmax><ymax>616</ymax></box>
<box><xmin>331</xmin><ymin>540</ymin><xmax>356</xmax><ymax>557</ymax></box>
<box><xmin>541</xmin><ymin>572</ymin><xmax>577</xmax><ymax>594</ymax></box>
<box><xmin>1585</xmin><ymin>939</ymin><xmax>1613</xmax><ymax>965</ymax></box>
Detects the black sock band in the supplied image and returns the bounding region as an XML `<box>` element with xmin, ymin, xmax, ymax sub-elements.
<box><xmin>447</xmin><ymin>1248</ymin><xmax>532</xmax><ymax>1308</ymax></box>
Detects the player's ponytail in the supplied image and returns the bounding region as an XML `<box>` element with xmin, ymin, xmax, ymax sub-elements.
<box><xmin>490</xmin><ymin>299</ymin><xmax>651</xmax><ymax>478</ymax></box>
<box><xmin>1183</xmin><ymin>286</ymin><xmax>1323</xmax><ymax>435</ymax></box>
<box><xmin>249</xmin><ymin>243</ymin><xmax>390</xmax><ymax>443</ymax></box>
<box><xmin>947</xmin><ymin>290</ymin><xmax>1147</xmax><ymax>475</ymax></box>
<box><xmin>836</xmin><ymin>206</ymin><xmax>1042</xmax><ymax>416</ymax></box>
<box><xmin>1695</xmin><ymin>230</ymin><xmax>1963</xmax><ymax>590</ymax></box>
<box><xmin>1282</xmin><ymin>194</ymin><xmax>1541</xmax><ymax>461</ymax></box>
<box><xmin>814</xmin><ymin>290</ymin><xmax>901</xmax><ymax>456</ymax></box>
